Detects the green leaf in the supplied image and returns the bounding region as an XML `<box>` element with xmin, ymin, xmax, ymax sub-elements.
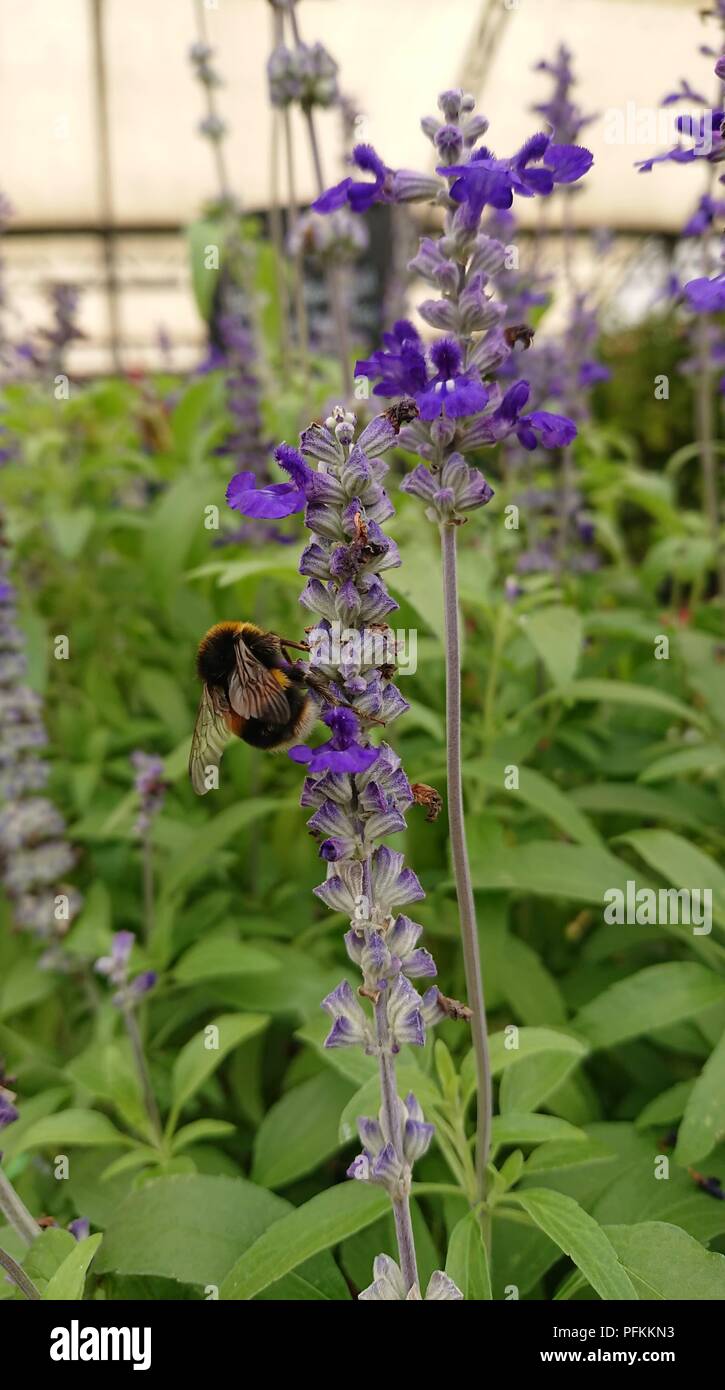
<box><xmin>500</xmin><ymin>1052</ymin><xmax>584</xmax><ymax>1115</ymax></box>
<box><xmin>465</xmin><ymin>758</ymin><xmax>603</xmax><ymax>848</ymax></box>
<box><xmin>558</xmin><ymin>679</ymin><xmax>709</xmax><ymax>732</ymax></box>
<box><xmin>43</xmin><ymin>1234</ymin><xmax>103</xmax><ymax>1301</ymax></box>
<box><xmin>519</xmin><ymin>606</ymin><xmax>583</xmax><ymax>687</ymax></box>
<box><xmin>470</xmin><ymin>840</ymin><xmax>656</xmax><ymax>906</ymax></box>
<box><xmin>169</xmin><ymin>1013</ymin><xmax>269</xmax><ymax>1127</ymax></box>
<box><xmin>571</xmin><ymin>782</ymin><xmax>716</xmax><ymax>836</ymax></box>
<box><xmin>23</xmin><ymin>1229</ymin><xmax>77</xmax><ymax>1292</ymax></box>
<box><xmin>487</xmin><ymin>1027</ymin><xmax>588</xmax><ymax>1076</ymax></box>
<box><xmin>221</xmin><ymin>1183</ymin><xmax>390</xmax><ymax>1300</ymax></box>
<box><xmin>386</xmin><ymin>540</ymin><xmax>445</xmax><ymax>640</ymax></box>
<box><xmin>171</xmin><ymin>1120</ymin><xmax>237</xmax><ymax>1154</ymax></box>
<box><xmin>142</xmin><ymin>472</ymin><xmax>209</xmax><ymax>608</ymax></box>
<box><xmin>253</xmin><ymin>1072</ymin><xmax>355</xmax><ymax>1188</ymax></box>
<box><xmin>161</xmin><ymin>801</ymin><xmax>292</xmax><ymax>897</ymax></box>
<box><xmin>173</xmin><ymin>934</ymin><xmax>280</xmax><ymax>984</ymax></box>
<box><xmin>603</xmin><ymin>1221</ymin><xmax>725</xmax><ymax>1300</ymax></box>
<box><xmin>0</xmin><ymin>1087</ymin><xmax>72</xmax><ymax>1160</ymax></box>
<box><xmin>639</xmin><ymin>744</ymin><xmax>725</xmax><ymax>784</ymax></box>
<box><xmin>0</xmin><ymin>958</ymin><xmax>54</xmax><ymax>1020</ymax></box>
<box><xmin>95</xmin><ymin>1173</ymin><xmax>342</xmax><ymax>1295</ymax></box>
<box><xmin>48</xmin><ymin>508</ymin><xmax>95</xmax><ymax>560</ymax></box>
<box><xmin>101</xmin><ymin>1148</ymin><xmax>160</xmax><ymax>1181</ymax></box>
<box><xmin>509</xmin><ymin>1188</ymin><xmax>638</xmax><ymax>1301</ymax></box>
<box><xmin>674</xmin><ymin>1031</ymin><xmax>725</xmax><ymax>1166</ymax></box>
<box><xmin>137</xmin><ymin>669</ymin><xmax>191</xmax><ymax>744</ymax></box>
<box><xmin>573</xmin><ymin>964</ymin><xmax>725</xmax><ymax>1049</ymax></box>
<box><xmin>65</xmin><ymin>1041</ymin><xmax>150</xmax><ymax>1141</ymax></box>
<box><xmin>445</xmin><ymin>1212</ymin><xmax>492</xmax><ymax>1300</ymax></box>
<box><xmin>635</xmin><ymin>1080</ymin><xmax>696</xmax><ymax>1131</ymax></box>
<box><xmin>186</xmin><ymin>217</ymin><xmax>222</xmax><ymax>320</ymax></box>
<box><xmin>491</xmin><ymin>1113</ymin><xmax>587</xmax><ymax>1148</ymax></box>
<box><xmin>524</xmin><ymin>1138</ymin><xmax>615</xmax><ymax>1175</ymax></box>
<box><xmin>614</xmin><ymin>829</ymin><xmax>725</xmax><ymax>930</ymax></box>
<box><xmin>18</xmin><ymin>1109</ymin><xmax>133</xmax><ymax>1152</ymax></box>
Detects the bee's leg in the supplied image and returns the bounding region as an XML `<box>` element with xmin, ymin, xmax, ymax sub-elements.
<box><xmin>279</xmin><ymin>638</ymin><xmax>310</xmax><ymax>654</ymax></box>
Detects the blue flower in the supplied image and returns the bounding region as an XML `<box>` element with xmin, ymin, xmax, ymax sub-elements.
<box><xmin>226</xmin><ymin>444</ymin><xmax>313</xmax><ymax>519</ymax></box>
<box><xmin>356</xmin><ymin>320</ymin><xmax>428</xmax><ymax>397</ymax></box>
<box><xmin>357</xmin><ymin>330</ymin><xmax>489</xmax><ymax>421</ymax></box>
<box><xmin>288</xmin><ymin>707</ymin><xmax>380</xmax><ymax>774</ymax></box>
<box><xmin>416</xmin><ymin>339</ymin><xmax>490</xmax><ymax>420</ymax></box>
<box><xmin>313</xmin><ymin>143</ymin><xmax>391</xmax><ymax>214</ymax></box>
<box><xmin>443</xmin><ymin>134</ymin><xmax>593</xmax><ymax>222</ymax></box>
<box><xmin>684</xmin><ymin>275</ymin><xmax>725</xmax><ymax>313</ymax></box>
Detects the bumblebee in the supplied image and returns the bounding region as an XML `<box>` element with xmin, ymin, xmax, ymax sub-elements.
<box><xmin>189</xmin><ymin>622</ymin><xmax>320</xmax><ymax>795</ymax></box>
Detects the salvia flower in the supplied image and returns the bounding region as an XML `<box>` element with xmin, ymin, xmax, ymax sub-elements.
<box><xmin>267</xmin><ymin>40</ymin><xmax>338</xmax><ymax>111</ymax></box>
<box><xmin>324</xmin><ymin>89</ymin><xmax>591</xmax><ymax>507</ymax></box>
<box><xmin>130</xmin><ymin>750</ymin><xmax>168</xmax><ymax>835</ymax></box>
<box><xmin>231</xmin><ymin>406</ymin><xmax>460</xmax><ymax>1297</ymax></box>
<box><xmin>95</xmin><ymin>931</ymin><xmax>156</xmax><ymax>1009</ymax></box>
<box><xmin>359</xmin><ymin>1254</ymin><xmax>462</xmax><ymax>1301</ymax></box>
<box><xmin>0</xmin><ymin>517</ymin><xmax>82</xmax><ymax>941</ymax></box>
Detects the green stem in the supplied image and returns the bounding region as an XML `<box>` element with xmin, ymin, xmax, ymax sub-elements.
<box><xmin>0</xmin><ymin>1166</ymin><xmax>41</xmax><ymax>1246</ymax></box>
<box><xmin>440</xmin><ymin>522</ymin><xmax>493</xmax><ymax>1203</ymax></box>
<box><xmin>122</xmin><ymin>1006</ymin><xmax>163</xmax><ymax>1147</ymax></box>
<box><xmin>0</xmin><ymin>1245</ymin><xmax>41</xmax><ymax>1300</ymax></box>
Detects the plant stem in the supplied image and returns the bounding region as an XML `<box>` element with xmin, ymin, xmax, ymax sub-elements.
<box><xmin>360</xmin><ymin>854</ymin><xmax>419</xmax><ymax>1294</ymax></box>
<box><xmin>194</xmin><ymin>0</ymin><xmax>231</xmax><ymax>202</ymax></box>
<box><xmin>281</xmin><ymin>104</ymin><xmax>311</xmax><ymax>394</ymax></box>
<box><xmin>122</xmin><ymin>1006</ymin><xmax>163</xmax><ymax>1146</ymax></box>
<box><xmin>0</xmin><ymin>1166</ymin><xmax>41</xmax><ymax>1245</ymax></box>
<box><xmin>142</xmin><ymin>834</ymin><xmax>154</xmax><ymax>942</ymax></box>
<box><xmin>286</xmin><ymin>2</ymin><xmax>352</xmax><ymax>396</ymax></box>
<box><xmin>0</xmin><ymin>1245</ymin><xmax>41</xmax><ymax>1300</ymax></box>
<box><xmin>483</xmin><ymin>603</ymin><xmax>507</xmax><ymax>752</ymax></box>
<box><xmin>695</xmin><ymin>317</ymin><xmax>724</xmax><ymax>601</ymax></box>
<box><xmin>373</xmin><ymin>993</ymin><xmax>419</xmax><ymax>1295</ymax></box>
<box><xmin>440</xmin><ymin>522</ymin><xmax>493</xmax><ymax>1201</ymax></box>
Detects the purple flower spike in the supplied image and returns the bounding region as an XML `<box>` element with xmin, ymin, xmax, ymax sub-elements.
<box><xmin>68</xmin><ymin>1217</ymin><xmax>90</xmax><ymax>1242</ymax></box>
<box><xmin>289</xmin><ymin>707</ymin><xmax>379</xmax><ymax>774</ymax></box>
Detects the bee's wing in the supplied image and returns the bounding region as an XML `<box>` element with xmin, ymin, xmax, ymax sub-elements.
<box><xmin>228</xmin><ymin>633</ymin><xmax>290</xmax><ymax>722</ymax></box>
<box><xmin>189</xmin><ymin>685</ymin><xmax>235</xmax><ymax>795</ymax></box>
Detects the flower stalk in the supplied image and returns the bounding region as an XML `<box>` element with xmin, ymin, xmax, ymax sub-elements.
<box><xmin>0</xmin><ymin>1244</ymin><xmax>41</xmax><ymax>1300</ymax></box>
<box><xmin>0</xmin><ymin>1166</ymin><xmax>41</xmax><ymax>1246</ymax></box>
<box><xmin>440</xmin><ymin>521</ymin><xmax>492</xmax><ymax>1197</ymax></box>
